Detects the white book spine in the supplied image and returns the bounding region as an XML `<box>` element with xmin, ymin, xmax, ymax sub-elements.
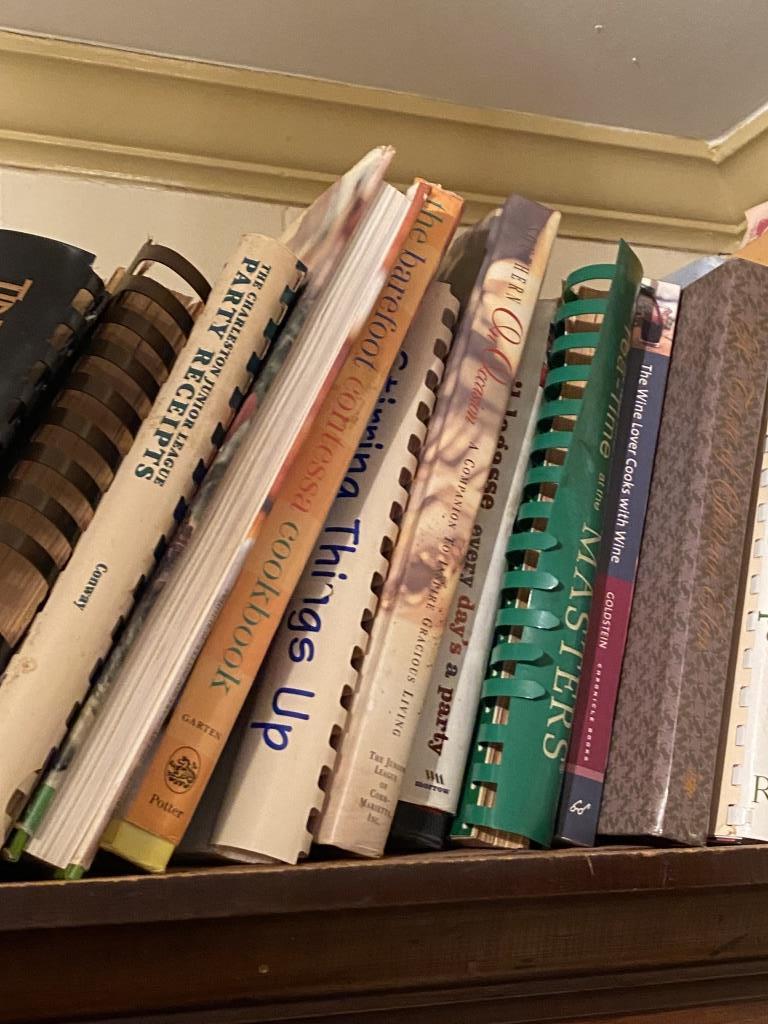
<box><xmin>209</xmin><ymin>283</ymin><xmax>456</xmax><ymax>864</ymax></box>
<box><xmin>713</xmin><ymin>430</ymin><xmax>768</xmax><ymax>840</ymax></box>
<box><xmin>0</xmin><ymin>235</ymin><xmax>302</xmax><ymax>838</ymax></box>
<box><xmin>397</xmin><ymin>300</ymin><xmax>551</xmax><ymax>818</ymax></box>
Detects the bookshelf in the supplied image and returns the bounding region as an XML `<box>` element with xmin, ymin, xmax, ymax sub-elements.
<box><xmin>2</xmin><ymin>28</ymin><xmax>768</xmax><ymax>1024</ymax></box>
<box><xmin>2</xmin><ymin>846</ymin><xmax>767</xmax><ymax>1022</ymax></box>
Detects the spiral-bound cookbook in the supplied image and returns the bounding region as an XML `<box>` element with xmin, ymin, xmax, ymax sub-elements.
<box><xmin>452</xmin><ymin>242</ymin><xmax>641</xmax><ymax>850</ymax></box>
<box><xmin>194</xmin><ymin>282</ymin><xmax>457</xmax><ymax>865</ymax></box>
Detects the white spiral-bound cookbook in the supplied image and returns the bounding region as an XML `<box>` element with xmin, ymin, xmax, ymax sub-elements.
<box><xmin>195</xmin><ymin>282</ymin><xmax>457</xmax><ymax>865</ymax></box>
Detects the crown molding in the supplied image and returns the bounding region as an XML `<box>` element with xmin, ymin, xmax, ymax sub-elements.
<box><xmin>0</xmin><ymin>31</ymin><xmax>758</xmax><ymax>252</ymax></box>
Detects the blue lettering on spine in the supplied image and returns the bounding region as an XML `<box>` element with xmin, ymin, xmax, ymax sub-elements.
<box><xmin>250</xmin><ymin>519</ymin><xmax>359</xmax><ymax>750</ymax></box>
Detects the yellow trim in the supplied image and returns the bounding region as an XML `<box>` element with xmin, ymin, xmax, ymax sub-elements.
<box><xmin>0</xmin><ymin>31</ymin><xmax>758</xmax><ymax>252</ymax></box>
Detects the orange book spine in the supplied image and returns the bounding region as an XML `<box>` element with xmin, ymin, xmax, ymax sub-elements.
<box><xmin>103</xmin><ymin>183</ymin><xmax>463</xmax><ymax>869</ymax></box>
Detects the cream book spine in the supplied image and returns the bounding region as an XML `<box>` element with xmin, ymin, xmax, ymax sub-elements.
<box><xmin>0</xmin><ymin>235</ymin><xmax>303</xmax><ymax>838</ymax></box>
<box><xmin>315</xmin><ymin>196</ymin><xmax>559</xmax><ymax>858</ymax></box>
<box><xmin>207</xmin><ymin>283</ymin><xmax>457</xmax><ymax>865</ymax></box>
<box><xmin>392</xmin><ymin>299</ymin><xmax>552</xmax><ymax>847</ymax></box>
<box><xmin>712</xmin><ymin>430</ymin><xmax>768</xmax><ymax>841</ymax></box>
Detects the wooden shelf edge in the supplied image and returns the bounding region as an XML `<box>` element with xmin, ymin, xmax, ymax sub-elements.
<box><xmin>0</xmin><ymin>844</ymin><xmax>766</xmax><ymax>931</ymax></box>
<box><xmin>1</xmin><ymin>846</ymin><xmax>767</xmax><ymax>1023</ymax></box>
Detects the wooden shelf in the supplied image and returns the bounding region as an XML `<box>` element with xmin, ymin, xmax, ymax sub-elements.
<box><xmin>3</xmin><ymin>844</ymin><xmax>768</xmax><ymax>1022</ymax></box>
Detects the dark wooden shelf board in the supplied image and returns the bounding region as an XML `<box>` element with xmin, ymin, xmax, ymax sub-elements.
<box><xmin>1</xmin><ymin>844</ymin><xmax>767</xmax><ymax>1023</ymax></box>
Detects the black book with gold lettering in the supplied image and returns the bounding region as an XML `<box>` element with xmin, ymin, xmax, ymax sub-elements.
<box><xmin>0</xmin><ymin>230</ymin><xmax>104</xmax><ymax>457</ymax></box>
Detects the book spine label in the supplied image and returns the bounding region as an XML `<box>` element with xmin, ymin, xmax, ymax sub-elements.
<box><xmin>452</xmin><ymin>245</ymin><xmax>642</xmax><ymax>849</ymax></box>
<box><xmin>395</xmin><ymin>300</ymin><xmax>551</xmax><ymax>821</ymax></box>
<box><xmin>315</xmin><ymin>198</ymin><xmax>560</xmax><ymax>858</ymax></box>
<box><xmin>556</xmin><ymin>280</ymin><xmax>680</xmax><ymax>846</ymax></box>
<box><xmin>111</xmin><ymin>187</ymin><xmax>463</xmax><ymax>855</ymax></box>
<box><xmin>209</xmin><ymin>283</ymin><xmax>455</xmax><ymax>864</ymax></box>
<box><xmin>0</xmin><ymin>236</ymin><xmax>302</xmax><ymax>837</ymax></box>
<box><xmin>598</xmin><ymin>258</ymin><xmax>768</xmax><ymax>844</ymax></box>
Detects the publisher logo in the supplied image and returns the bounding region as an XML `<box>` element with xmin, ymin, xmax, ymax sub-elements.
<box><xmin>164</xmin><ymin>747</ymin><xmax>200</xmax><ymax>794</ymax></box>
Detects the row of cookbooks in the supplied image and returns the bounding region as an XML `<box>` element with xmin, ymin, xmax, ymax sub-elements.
<box><xmin>0</xmin><ymin>145</ymin><xmax>767</xmax><ymax>883</ymax></box>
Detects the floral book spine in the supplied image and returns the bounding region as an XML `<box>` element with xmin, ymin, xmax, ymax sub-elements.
<box><xmin>452</xmin><ymin>242</ymin><xmax>641</xmax><ymax>850</ymax></box>
<box><xmin>556</xmin><ymin>278</ymin><xmax>681</xmax><ymax>846</ymax></box>
<box><xmin>390</xmin><ymin>298</ymin><xmax>554</xmax><ymax>851</ymax></box>
<box><xmin>204</xmin><ymin>282</ymin><xmax>456</xmax><ymax>865</ymax></box>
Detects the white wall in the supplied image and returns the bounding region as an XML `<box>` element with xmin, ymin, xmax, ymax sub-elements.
<box><xmin>0</xmin><ymin>168</ymin><xmax>702</xmax><ymax>296</ymax></box>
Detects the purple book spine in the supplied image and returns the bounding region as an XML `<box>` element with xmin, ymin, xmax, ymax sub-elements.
<box><xmin>555</xmin><ymin>280</ymin><xmax>680</xmax><ymax>846</ymax></box>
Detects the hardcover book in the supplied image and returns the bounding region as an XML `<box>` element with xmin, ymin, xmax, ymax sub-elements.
<box><xmin>200</xmin><ymin>281</ymin><xmax>457</xmax><ymax>865</ymax></box>
<box><xmin>315</xmin><ymin>196</ymin><xmax>560</xmax><ymax>859</ymax></box>
<box><xmin>0</xmin><ymin>234</ymin><xmax>300</xmax><ymax>843</ymax></box>
<box><xmin>599</xmin><ymin>256</ymin><xmax>768</xmax><ymax>845</ymax></box>
<box><xmin>556</xmin><ymin>278</ymin><xmax>681</xmax><ymax>846</ymax></box>
<box><xmin>452</xmin><ymin>243</ymin><xmax>642</xmax><ymax>850</ymax></box>
<box><xmin>0</xmin><ymin>242</ymin><xmax>207</xmax><ymax>666</ymax></box>
<box><xmin>100</xmin><ymin>182</ymin><xmax>463</xmax><ymax>874</ymax></box>
<box><xmin>390</xmin><ymin>297</ymin><xmax>554</xmax><ymax>851</ymax></box>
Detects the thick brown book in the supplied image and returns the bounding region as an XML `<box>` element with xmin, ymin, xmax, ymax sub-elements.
<box><xmin>598</xmin><ymin>257</ymin><xmax>768</xmax><ymax>845</ymax></box>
